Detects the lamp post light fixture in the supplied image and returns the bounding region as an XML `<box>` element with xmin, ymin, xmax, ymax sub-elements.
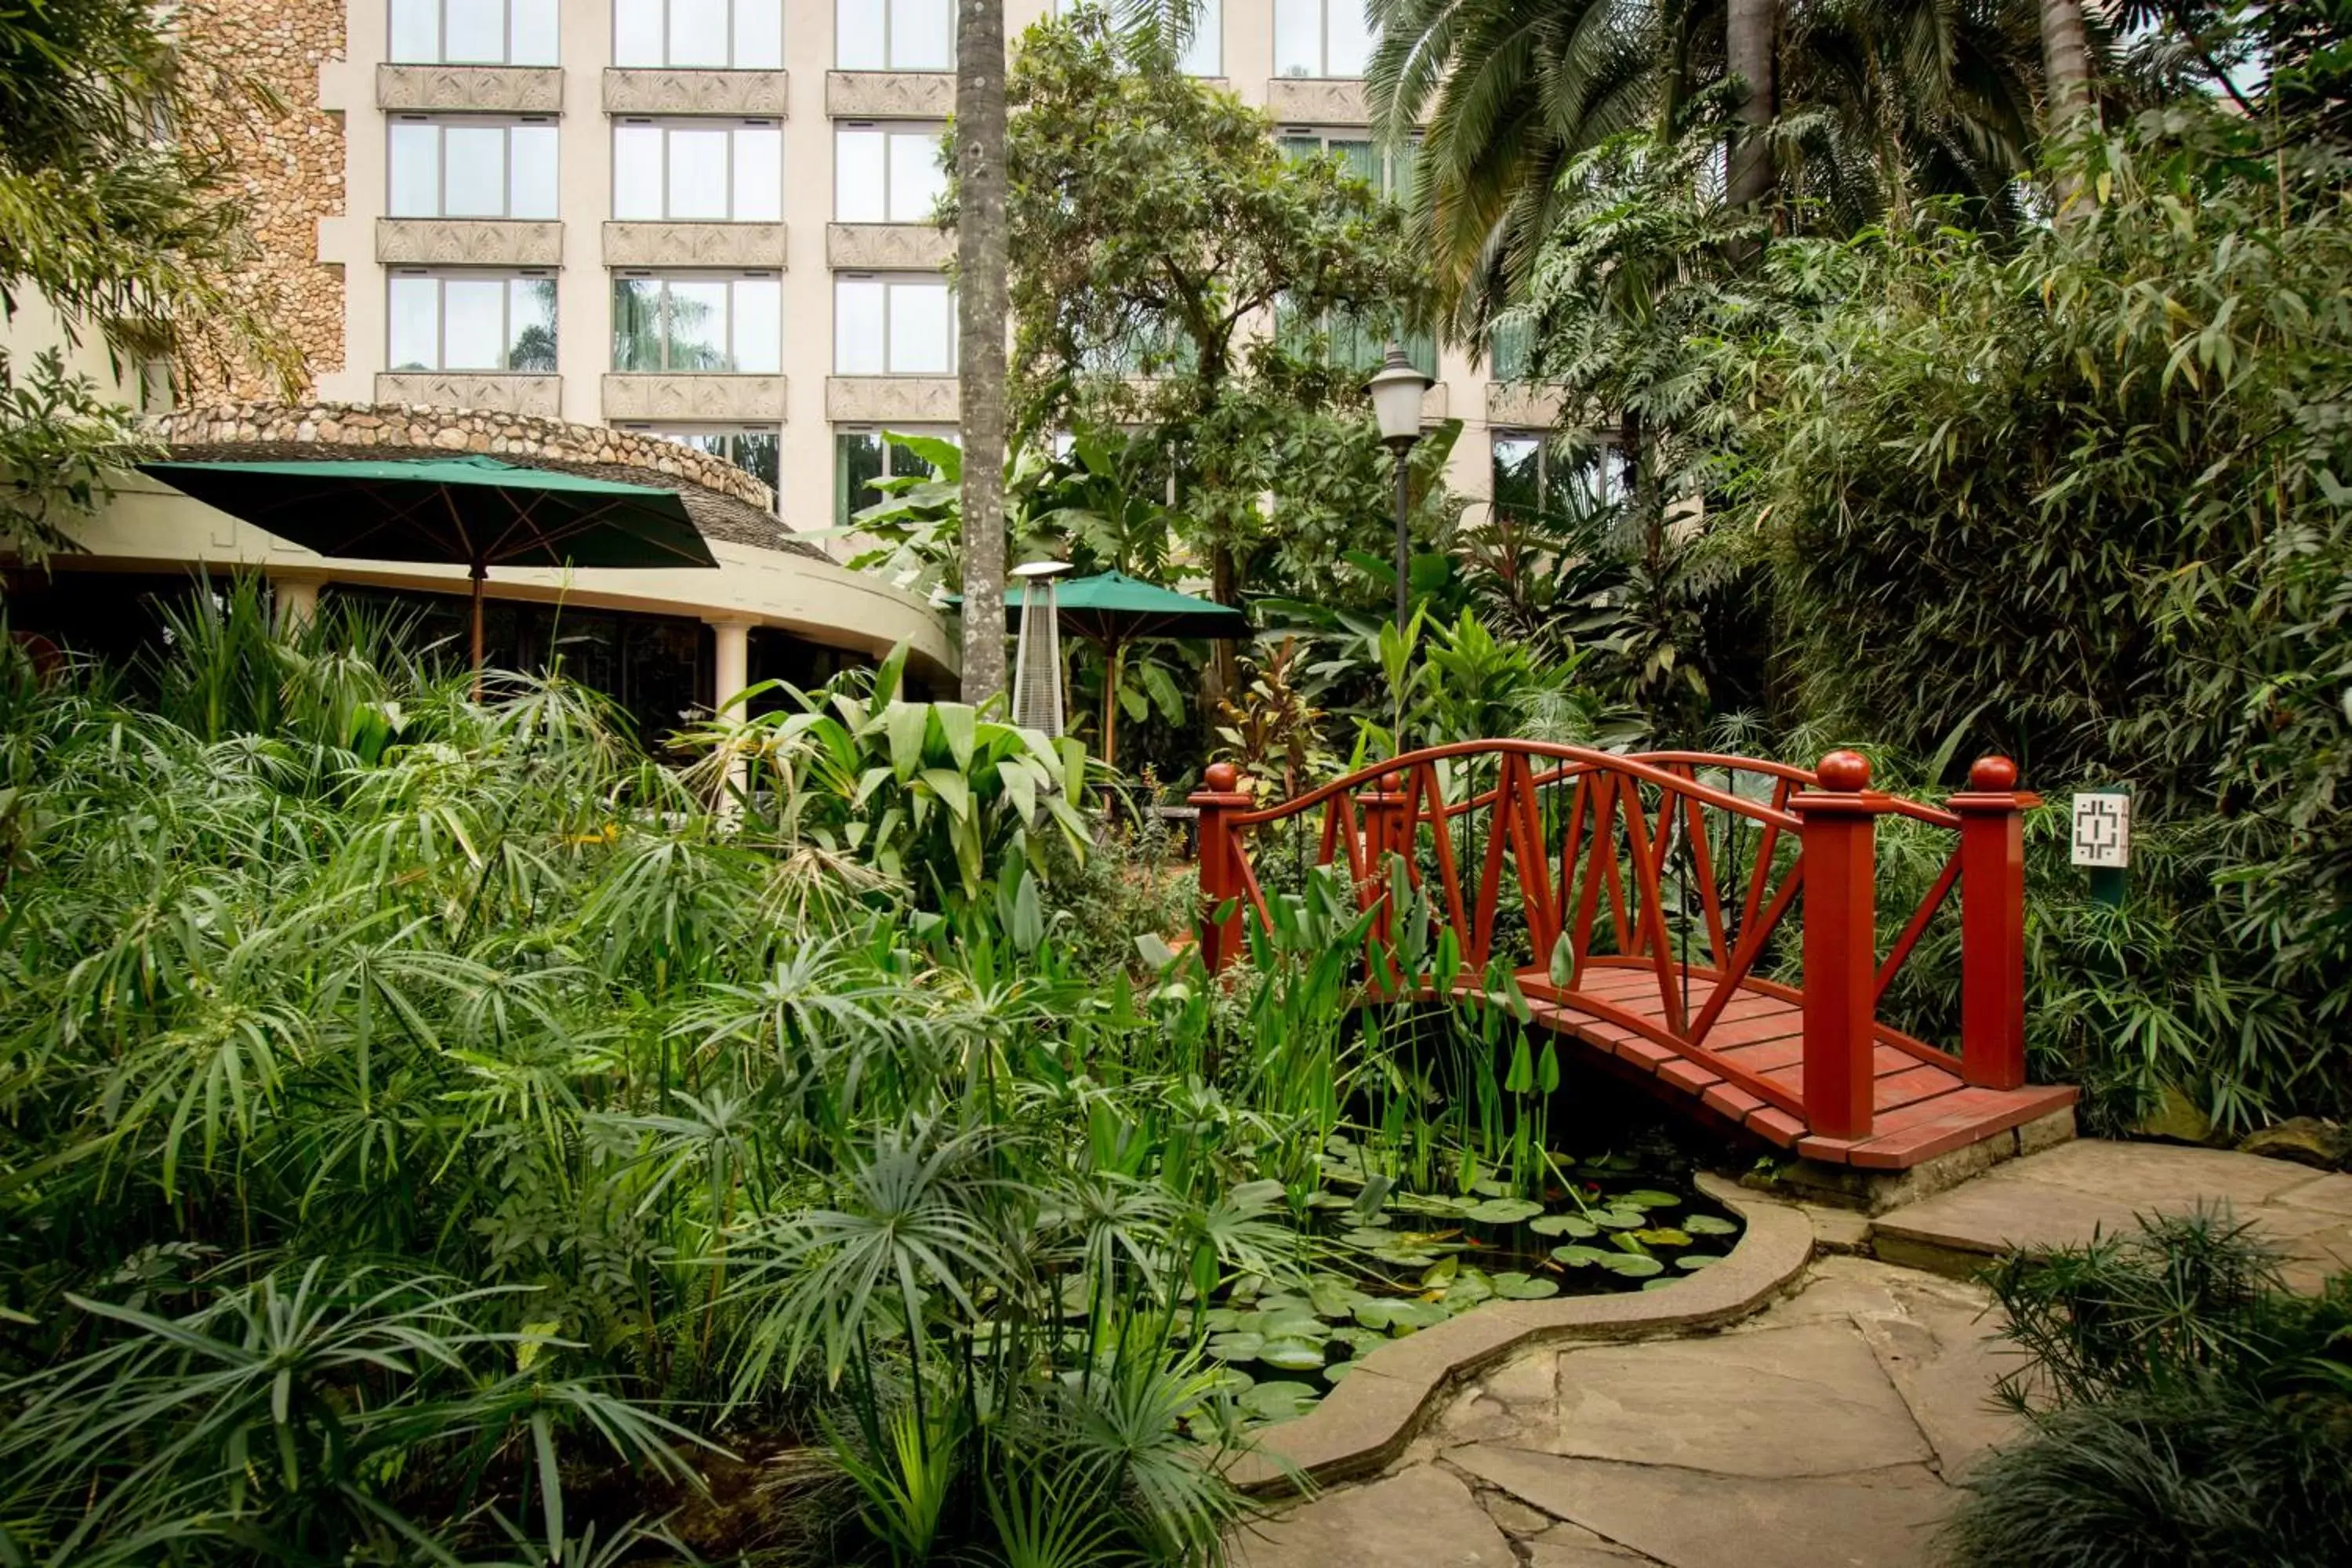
<box><xmin>1367</xmin><ymin>340</ymin><xmax>1432</xmax><ymax>752</ymax></box>
<box><xmin>1367</xmin><ymin>340</ymin><xmax>1432</xmax><ymax>637</ymax></box>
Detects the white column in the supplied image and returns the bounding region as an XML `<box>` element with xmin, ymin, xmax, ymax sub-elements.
<box><xmin>708</xmin><ymin>616</ymin><xmax>755</xmax><ymax>810</ymax></box>
<box><xmin>272</xmin><ymin>572</ymin><xmax>324</xmax><ymax>630</ymax></box>
<box><xmin>710</xmin><ymin>616</ymin><xmax>753</xmax><ymax>716</ymax></box>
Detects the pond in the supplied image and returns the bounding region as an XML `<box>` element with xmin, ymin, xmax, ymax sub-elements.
<box><xmin>1187</xmin><ymin>1128</ymin><xmax>1746</xmax><ymax>1429</ymax></box>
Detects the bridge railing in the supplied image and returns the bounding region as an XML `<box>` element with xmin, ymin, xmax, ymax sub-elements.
<box><xmin>1188</xmin><ymin>746</ymin><xmax>2038</xmax><ymax>1143</ymax></box>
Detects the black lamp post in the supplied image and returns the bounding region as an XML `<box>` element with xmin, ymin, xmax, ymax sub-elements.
<box><xmin>1367</xmin><ymin>340</ymin><xmax>1433</xmax><ymax>636</ymax></box>
<box><xmin>1368</xmin><ymin>341</ymin><xmax>1433</xmax><ymax>750</ymax></box>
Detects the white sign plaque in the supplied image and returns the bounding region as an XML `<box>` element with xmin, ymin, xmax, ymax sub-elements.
<box><xmin>2071</xmin><ymin>792</ymin><xmax>2130</xmax><ymax>869</ymax></box>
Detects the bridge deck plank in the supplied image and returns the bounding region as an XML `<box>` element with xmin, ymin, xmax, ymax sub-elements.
<box><xmin>1530</xmin><ymin>975</ymin><xmax>2077</xmax><ymax>1170</ymax></box>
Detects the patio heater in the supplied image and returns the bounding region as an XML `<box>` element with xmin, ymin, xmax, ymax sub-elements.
<box><xmin>1009</xmin><ymin>559</ymin><xmax>1073</xmax><ymax>736</ymax></box>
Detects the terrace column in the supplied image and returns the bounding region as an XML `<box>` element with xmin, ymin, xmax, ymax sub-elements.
<box><xmin>1790</xmin><ymin>751</ymin><xmax>1889</xmax><ymax>1142</ymax></box>
<box><xmin>706</xmin><ymin>617</ymin><xmax>754</xmax><ymax>809</ymax></box>
<box><xmin>270</xmin><ymin>572</ymin><xmax>324</xmax><ymax>630</ymax></box>
<box><xmin>1950</xmin><ymin>755</ymin><xmax>2040</xmax><ymax>1090</ymax></box>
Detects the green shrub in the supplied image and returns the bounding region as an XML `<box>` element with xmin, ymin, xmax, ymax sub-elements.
<box><xmin>1941</xmin><ymin>1211</ymin><xmax>2352</xmax><ymax>1568</ymax></box>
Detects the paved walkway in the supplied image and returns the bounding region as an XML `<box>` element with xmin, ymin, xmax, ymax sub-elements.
<box><xmin>1236</xmin><ymin>1139</ymin><xmax>2352</xmax><ymax>1568</ymax></box>
<box><xmin>1869</xmin><ymin>1138</ymin><xmax>2352</xmax><ymax>1293</ymax></box>
<box><xmin>1238</xmin><ymin>1254</ymin><xmax>2015</xmax><ymax>1568</ymax></box>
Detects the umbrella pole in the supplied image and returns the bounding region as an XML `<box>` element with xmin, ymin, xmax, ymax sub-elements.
<box><xmin>469</xmin><ymin>560</ymin><xmax>487</xmax><ymax>702</ymax></box>
<box><xmin>1102</xmin><ymin>640</ymin><xmax>1123</xmax><ymax>773</ymax></box>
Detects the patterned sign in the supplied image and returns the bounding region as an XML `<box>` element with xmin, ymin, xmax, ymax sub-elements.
<box><xmin>2071</xmin><ymin>792</ymin><xmax>2131</xmax><ymax>869</ymax></box>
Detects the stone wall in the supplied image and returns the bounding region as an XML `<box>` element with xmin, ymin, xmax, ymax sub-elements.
<box><xmin>179</xmin><ymin>0</ymin><xmax>346</xmax><ymax>401</ymax></box>
<box><xmin>152</xmin><ymin>402</ymin><xmax>782</xmax><ymax>513</ymax></box>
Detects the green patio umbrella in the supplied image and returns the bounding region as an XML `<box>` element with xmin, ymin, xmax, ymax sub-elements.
<box><xmin>140</xmin><ymin>456</ymin><xmax>716</xmax><ymax>697</ymax></box>
<box><xmin>958</xmin><ymin>570</ymin><xmax>1250</xmax><ymax>768</ymax></box>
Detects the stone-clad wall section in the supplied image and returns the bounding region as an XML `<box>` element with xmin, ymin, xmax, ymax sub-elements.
<box><xmin>152</xmin><ymin>402</ymin><xmax>780</xmax><ymax>514</ymax></box>
<box><xmin>180</xmin><ymin>0</ymin><xmax>347</xmax><ymax>401</ymax></box>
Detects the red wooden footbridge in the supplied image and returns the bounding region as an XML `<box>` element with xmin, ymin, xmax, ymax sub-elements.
<box><xmin>1188</xmin><ymin>746</ymin><xmax>2076</xmax><ymax>1171</ymax></box>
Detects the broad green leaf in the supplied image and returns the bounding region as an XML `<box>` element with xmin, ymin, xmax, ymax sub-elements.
<box><xmin>933</xmin><ymin>702</ymin><xmax>978</xmax><ymax>769</ymax></box>
<box><xmin>920</xmin><ymin>768</ymin><xmax>973</xmax><ymax>820</ymax></box>
<box><xmin>884</xmin><ymin>701</ymin><xmax>927</xmax><ymax>780</ymax></box>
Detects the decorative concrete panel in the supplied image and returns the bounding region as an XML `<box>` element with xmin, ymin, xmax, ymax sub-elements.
<box><xmin>602</xmin><ymin>222</ymin><xmax>789</xmax><ymax>268</ymax></box>
<box><xmin>374</xmin><ymin>373</ymin><xmax>561</xmax><ymax>417</ymax></box>
<box><xmin>826</xmin><ymin>223</ymin><xmax>952</xmax><ymax>270</ymax></box>
<box><xmin>601</xmin><ymin>375</ymin><xmax>789</xmax><ymax>422</ymax></box>
<box><xmin>376</xmin><ymin>219</ymin><xmax>564</xmax><ymax>267</ymax></box>
<box><xmin>602</xmin><ymin>67</ymin><xmax>789</xmax><ymax>116</ymax></box>
<box><xmin>825</xmin><ymin>71</ymin><xmax>955</xmax><ymax>118</ymax></box>
<box><xmin>1265</xmin><ymin>78</ymin><xmax>1370</xmax><ymax>125</ymax></box>
<box><xmin>826</xmin><ymin>376</ymin><xmax>959</xmax><ymax>423</ymax></box>
<box><xmin>1484</xmin><ymin>383</ymin><xmax>1565</xmax><ymax>430</ymax></box>
<box><xmin>376</xmin><ymin>64</ymin><xmax>565</xmax><ymax>114</ymax></box>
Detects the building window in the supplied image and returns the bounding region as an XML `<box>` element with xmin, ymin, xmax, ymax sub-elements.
<box><xmin>836</xmin><ymin>425</ymin><xmax>956</xmax><ymax>525</ymax></box>
<box><xmin>612</xmin><ymin>120</ymin><xmax>782</xmax><ymax>222</ymax></box>
<box><xmin>1275</xmin><ymin>299</ymin><xmax>1435</xmax><ymax>378</ymax></box>
<box><xmin>1274</xmin><ymin>0</ymin><xmax>1374</xmax><ymax>79</ymax></box>
<box><xmin>1490</xmin><ymin>318</ymin><xmax>1533</xmax><ymax>382</ymax></box>
<box><xmin>625</xmin><ymin>425</ymin><xmax>783</xmax><ymax>505</ymax></box>
<box><xmin>1280</xmin><ymin>128</ymin><xmax>1415</xmax><ymax>205</ymax></box>
<box><xmin>833</xmin><ymin>123</ymin><xmax>948</xmax><ymax>223</ymax></box>
<box><xmin>1492</xmin><ymin>432</ymin><xmax>1625</xmax><ymax>521</ymax></box>
<box><xmin>1048</xmin><ymin>1</ymin><xmax>1219</xmax><ymax>75</ymax></box>
<box><xmin>387</xmin><ymin>272</ymin><xmax>558</xmax><ymax>372</ymax></box>
<box><xmin>611</xmin><ymin>274</ymin><xmax>782</xmax><ymax>372</ymax></box>
<box><xmin>613</xmin><ymin>0</ymin><xmax>783</xmax><ymax>71</ymax></box>
<box><xmin>833</xmin><ymin>275</ymin><xmax>955</xmax><ymax>375</ymax></box>
<box><xmin>389</xmin><ymin>0</ymin><xmax>558</xmax><ymax>67</ymax></box>
<box><xmin>836</xmin><ymin>0</ymin><xmax>953</xmax><ymax>71</ymax></box>
<box><xmin>387</xmin><ymin>118</ymin><xmax>558</xmax><ymax>220</ymax></box>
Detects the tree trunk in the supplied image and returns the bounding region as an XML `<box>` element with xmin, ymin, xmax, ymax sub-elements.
<box><xmin>1726</xmin><ymin>0</ymin><xmax>1778</xmax><ymax>216</ymax></box>
<box><xmin>956</xmin><ymin>1</ymin><xmax>1010</xmax><ymax>704</ymax></box>
<box><xmin>1208</xmin><ymin>542</ymin><xmax>1239</xmax><ymax>702</ymax></box>
<box><xmin>2039</xmin><ymin>0</ymin><xmax>2096</xmax><ymax>218</ymax></box>
<box><xmin>2041</xmin><ymin>0</ymin><xmax>2095</xmax><ymax>134</ymax></box>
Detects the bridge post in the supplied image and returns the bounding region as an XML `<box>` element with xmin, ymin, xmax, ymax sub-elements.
<box><xmin>1950</xmin><ymin>755</ymin><xmax>2040</xmax><ymax>1090</ymax></box>
<box><xmin>1791</xmin><ymin>751</ymin><xmax>1887</xmax><ymax>1142</ymax></box>
<box><xmin>1189</xmin><ymin>762</ymin><xmax>1253</xmax><ymax>972</ymax></box>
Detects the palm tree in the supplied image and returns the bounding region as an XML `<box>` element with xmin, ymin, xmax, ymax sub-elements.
<box><xmin>2040</xmin><ymin>0</ymin><xmax>2095</xmax><ymax>132</ymax></box>
<box><xmin>956</xmin><ymin>0</ymin><xmax>1011</xmax><ymax>704</ymax></box>
<box><xmin>1726</xmin><ymin>0</ymin><xmax>1778</xmax><ymax>213</ymax></box>
<box><xmin>1367</xmin><ymin>1</ymin><xmax>2047</xmax><ymax>328</ymax></box>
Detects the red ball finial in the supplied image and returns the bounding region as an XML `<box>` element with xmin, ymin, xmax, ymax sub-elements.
<box><xmin>1968</xmin><ymin>754</ymin><xmax>2019</xmax><ymax>791</ymax></box>
<box><xmin>1817</xmin><ymin>750</ymin><xmax>1871</xmax><ymax>792</ymax></box>
<box><xmin>1204</xmin><ymin>762</ymin><xmax>1240</xmax><ymax>792</ymax></box>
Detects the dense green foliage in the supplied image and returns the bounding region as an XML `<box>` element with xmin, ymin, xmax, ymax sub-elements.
<box><xmin>0</xmin><ymin>0</ymin><xmax>295</xmax><ymax>562</ymax></box>
<box><xmin>0</xmin><ymin>586</ymin><xmax>1734</xmax><ymax>1563</ymax></box>
<box><xmin>1942</xmin><ymin>1211</ymin><xmax>2352</xmax><ymax>1567</ymax></box>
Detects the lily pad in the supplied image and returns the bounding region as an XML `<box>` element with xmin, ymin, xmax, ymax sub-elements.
<box><xmin>1309</xmin><ymin>1278</ymin><xmax>1371</xmax><ymax>1319</ymax></box>
<box><xmin>1258</xmin><ymin>1339</ymin><xmax>1328</xmax><ymax>1371</ymax></box>
<box><xmin>1442</xmin><ymin>1271</ymin><xmax>1495</xmax><ymax>1307</ymax></box>
<box><xmin>1206</xmin><ymin>1332</ymin><xmax>1265</xmax><ymax>1361</ymax></box>
<box><xmin>1464</xmin><ymin>1197</ymin><xmax>1544</xmax><ymax>1225</ymax></box>
<box><xmin>1592</xmin><ymin>1207</ymin><xmax>1647</xmax><ymax>1229</ymax></box>
<box><xmin>1683</xmin><ymin>1214</ymin><xmax>1740</xmax><ymax>1236</ymax></box>
<box><xmin>1619</xmin><ymin>1189</ymin><xmax>1684</xmax><ymax>1210</ymax></box>
<box><xmin>1551</xmin><ymin>1243</ymin><xmax>1613</xmax><ymax>1267</ymax></box>
<box><xmin>1633</xmin><ymin>1228</ymin><xmax>1692</xmax><ymax>1247</ymax></box>
<box><xmin>1200</xmin><ymin>1308</ymin><xmax>1247</xmax><ymax>1334</ymax></box>
<box><xmin>1676</xmin><ymin>1254</ymin><xmax>1724</xmax><ymax>1271</ymax></box>
<box><xmin>1322</xmin><ymin>1361</ymin><xmax>1358</xmax><ymax>1385</ymax></box>
<box><xmin>1258</xmin><ymin>1313</ymin><xmax>1330</xmax><ymax>1341</ymax></box>
<box><xmin>1529</xmin><ymin>1213</ymin><xmax>1598</xmax><ymax>1238</ymax></box>
<box><xmin>1240</xmin><ymin>1381</ymin><xmax>1320</xmax><ymax>1422</ymax></box>
<box><xmin>1341</xmin><ymin>1228</ymin><xmax>1399</xmax><ymax>1250</ymax></box>
<box><xmin>1598</xmin><ymin>1254</ymin><xmax>1664</xmax><ymax>1278</ymax></box>
<box><xmin>1255</xmin><ymin>1293</ymin><xmax>1313</xmax><ymax>1316</ymax></box>
<box><xmin>1490</xmin><ymin>1271</ymin><xmax>1561</xmax><ymax>1301</ymax></box>
<box><xmin>1202</xmin><ymin>1366</ymin><xmax>1255</xmax><ymax>1396</ymax></box>
<box><xmin>1470</xmin><ymin>1178</ymin><xmax>1513</xmax><ymax>1198</ymax></box>
<box><xmin>1385</xmin><ymin>1299</ymin><xmax>1450</xmax><ymax>1331</ymax></box>
<box><xmin>1352</xmin><ymin>1299</ymin><xmax>1414</xmax><ymax>1330</ymax></box>
<box><xmin>1642</xmin><ymin>1276</ymin><xmax>1683</xmax><ymax>1291</ymax></box>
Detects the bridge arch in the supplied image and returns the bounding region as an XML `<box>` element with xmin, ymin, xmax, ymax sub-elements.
<box><xmin>1188</xmin><ymin>746</ymin><xmax>2075</xmax><ymax>1171</ymax></box>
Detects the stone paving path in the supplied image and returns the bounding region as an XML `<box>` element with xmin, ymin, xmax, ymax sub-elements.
<box><xmin>1236</xmin><ymin>1254</ymin><xmax>2022</xmax><ymax>1568</ymax></box>
<box><xmin>1870</xmin><ymin>1138</ymin><xmax>2352</xmax><ymax>1294</ymax></box>
<box><xmin>1234</xmin><ymin>1139</ymin><xmax>2352</xmax><ymax>1566</ymax></box>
